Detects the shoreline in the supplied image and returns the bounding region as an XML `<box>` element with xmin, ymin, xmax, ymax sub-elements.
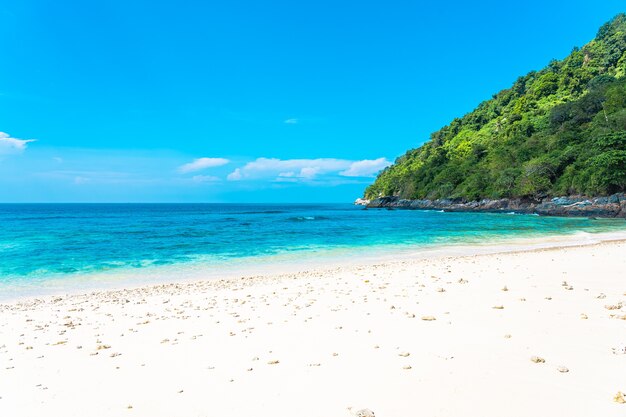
<box><xmin>2</xmin><ymin>228</ymin><xmax>626</xmax><ymax>304</ymax></box>
<box><xmin>1</xmin><ymin>236</ymin><xmax>625</xmax><ymax>416</ymax></box>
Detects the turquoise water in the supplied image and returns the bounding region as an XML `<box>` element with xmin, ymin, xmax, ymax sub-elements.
<box><xmin>1</xmin><ymin>204</ymin><xmax>625</xmax><ymax>297</ymax></box>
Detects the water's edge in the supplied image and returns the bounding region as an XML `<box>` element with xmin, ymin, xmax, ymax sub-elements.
<box><xmin>3</xmin><ymin>228</ymin><xmax>626</xmax><ymax>304</ymax></box>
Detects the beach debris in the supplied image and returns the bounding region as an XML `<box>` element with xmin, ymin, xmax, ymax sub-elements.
<box><xmin>544</xmin><ymin>297</ymin><xmax>552</xmax><ymax>300</ymax></box>
<box><xmin>530</xmin><ymin>356</ymin><xmax>545</xmax><ymax>364</ymax></box>
<box><xmin>348</xmin><ymin>408</ymin><xmax>375</xmax><ymax>417</ymax></box>
<box><xmin>96</xmin><ymin>344</ymin><xmax>111</xmax><ymax>350</ymax></box>
<box><xmin>504</xmin><ymin>334</ymin><xmax>512</xmax><ymax>339</ymax></box>
<box><xmin>492</xmin><ymin>305</ymin><xmax>504</xmax><ymax>310</ymax></box>
<box><xmin>614</xmin><ymin>391</ymin><xmax>626</xmax><ymax>404</ymax></box>
<box><xmin>402</xmin><ymin>365</ymin><xmax>412</xmax><ymax>370</ymax></box>
<box><xmin>110</xmin><ymin>352</ymin><xmax>121</xmax><ymax>358</ymax></box>
<box><xmin>556</xmin><ymin>366</ymin><xmax>569</xmax><ymax>373</ymax></box>
<box><xmin>501</xmin><ymin>286</ymin><xmax>508</xmax><ymax>292</ymax></box>
<box><xmin>612</xmin><ymin>345</ymin><xmax>626</xmax><ymax>355</ymax></box>
<box><xmin>398</xmin><ymin>352</ymin><xmax>410</xmax><ymax>357</ymax></box>
<box><xmin>580</xmin><ymin>313</ymin><xmax>588</xmax><ymax>320</ymax></box>
<box><xmin>267</xmin><ymin>360</ymin><xmax>280</xmax><ymax>365</ymax></box>
<box><xmin>436</xmin><ymin>287</ymin><xmax>446</xmax><ymax>293</ymax></box>
<box><xmin>332</xmin><ymin>352</ymin><xmax>339</xmax><ymax>357</ymax></box>
<box><xmin>127</xmin><ymin>405</ymin><xmax>133</xmax><ymax>409</ymax></box>
<box><xmin>597</xmin><ymin>293</ymin><xmax>606</xmax><ymax>299</ymax></box>
<box><xmin>605</xmin><ymin>302</ymin><xmax>623</xmax><ymax>311</ymax></box>
<box><xmin>457</xmin><ymin>278</ymin><xmax>468</xmax><ymax>284</ymax></box>
<box><xmin>421</xmin><ymin>315</ymin><xmax>436</xmax><ymax>321</ymax></box>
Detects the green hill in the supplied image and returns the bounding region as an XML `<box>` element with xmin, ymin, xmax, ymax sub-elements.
<box><xmin>365</xmin><ymin>15</ymin><xmax>626</xmax><ymax>201</ymax></box>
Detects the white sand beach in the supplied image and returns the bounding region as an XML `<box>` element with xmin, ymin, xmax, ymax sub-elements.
<box><xmin>1</xmin><ymin>239</ymin><xmax>625</xmax><ymax>417</ymax></box>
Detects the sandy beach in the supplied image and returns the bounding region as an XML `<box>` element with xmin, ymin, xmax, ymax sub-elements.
<box><xmin>1</xmin><ymin>239</ymin><xmax>625</xmax><ymax>417</ymax></box>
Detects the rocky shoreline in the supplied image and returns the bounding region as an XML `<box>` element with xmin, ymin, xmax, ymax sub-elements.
<box><xmin>358</xmin><ymin>193</ymin><xmax>626</xmax><ymax>218</ymax></box>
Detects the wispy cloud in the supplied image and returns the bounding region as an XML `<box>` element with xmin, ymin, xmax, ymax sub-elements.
<box><xmin>0</xmin><ymin>132</ymin><xmax>36</xmax><ymax>155</ymax></box>
<box><xmin>283</xmin><ymin>118</ymin><xmax>298</xmax><ymax>124</ymax></box>
<box><xmin>226</xmin><ymin>157</ymin><xmax>390</xmax><ymax>182</ymax></box>
<box><xmin>339</xmin><ymin>157</ymin><xmax>392</xmax><ymax>177</ymax></box>
<box><xmin>178</xmin><ymin>157</ymin><xmax>230</xmax><ymax>173</ymax></box>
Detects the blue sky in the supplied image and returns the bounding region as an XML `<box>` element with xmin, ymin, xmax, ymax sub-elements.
<box><xmin>0</xmin><ymin>1</ymin><xmax>624</xmax><ymax>202</ymax></box>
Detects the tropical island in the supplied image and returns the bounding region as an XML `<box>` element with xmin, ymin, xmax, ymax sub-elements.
<box><xmin>1</xmin><ymin>8</ymin><xmax>626</xmax><ymax>417</ymax></box>
<box><xmin>364</xmin><ymin>15</ymin><xmax>626</xmax><ymax>217</ymax></box>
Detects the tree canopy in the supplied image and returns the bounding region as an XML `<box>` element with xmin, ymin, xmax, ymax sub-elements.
<box><xmin>365</xmin><ymin>14</ymin><xmax>626</xmax><ymax>201</ymax></box>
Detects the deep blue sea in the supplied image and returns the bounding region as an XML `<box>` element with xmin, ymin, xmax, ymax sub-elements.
<box><xmin>1</xmin><ymin>203</ymin><xmax>625</xmax><ymax>298</ymax></box>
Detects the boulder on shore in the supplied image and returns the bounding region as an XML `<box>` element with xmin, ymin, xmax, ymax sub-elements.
<box><xmin>365</xmin><ymin>193</ymin><xmax>626</xmax><ymax>218</ymax></box>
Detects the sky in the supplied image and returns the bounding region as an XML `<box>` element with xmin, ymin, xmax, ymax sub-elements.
<box><xmin>0</xmin><ymin>1</ymin><xmax>624</xmax><ymax>202</ymax></box>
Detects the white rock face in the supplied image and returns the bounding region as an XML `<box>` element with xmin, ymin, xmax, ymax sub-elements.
<box><xmin>354</xmin><ymin>198</ymin><xmax>370</xmax><ymax>206</ymax></box>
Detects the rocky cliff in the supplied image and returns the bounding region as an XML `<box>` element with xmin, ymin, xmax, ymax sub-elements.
<box><xmin>364</xmin><ymin>193</ymin><xmax>626</xmax><ymax>218</ymax></box>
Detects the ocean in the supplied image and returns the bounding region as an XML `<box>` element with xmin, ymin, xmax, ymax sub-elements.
<box><xmin>1</xmin><ymin>203</ymin><xmax>625</xmax><ymax>298</ymax></box>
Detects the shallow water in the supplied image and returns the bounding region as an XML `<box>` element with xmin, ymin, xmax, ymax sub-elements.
<box><xmin>1</xmin><ymin>203</ymin><xmax>625</xmax><ymax>297</ymax></box>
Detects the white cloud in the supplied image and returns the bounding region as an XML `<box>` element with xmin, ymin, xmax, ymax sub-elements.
<box><xmin>339</xmin><ymin>157</ymin><xmax>392</xmax><ymax>177</ymax></box>
<box><xmin>178</xmin><ymin>157</ymin><xmax>229</xmax><ymax>173</ymax></box>
<box><xmin>227</xmin><ymin>157</ymin><xmax>349</xmax><ymax>181</ymax></box>
<box><xmin>227</xmin><ymin>168</ymin><xmax>243</xmax><ymax>181</ymax></box>
<box><xmin>226</xmin><ymin>157</ymin><xmax>390</xmax><ymax>182</ymax></box>
<box><xmin>299</xmin><ymin>167</ymin><xmax>320</xmax><ymax>178</ymax></box>
<box><xmin>284</xmin><ymin>118</ymin><xmax>298</xmax><ymax>124</ymax></box>
<box><xmin>0</xmin><ymin>132</ymin><xmax>35</xmax><ymax>155</ymax></box>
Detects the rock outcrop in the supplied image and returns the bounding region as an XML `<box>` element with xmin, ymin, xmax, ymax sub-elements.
<box><xmin>364</xmin><ymin>193</ymin><xmax>626</xmax><ymax>218</ymax></box>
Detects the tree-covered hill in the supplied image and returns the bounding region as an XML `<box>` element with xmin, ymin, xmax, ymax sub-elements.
<box><xmin>365</xmin><ymin>15</ymin><xmax>626</xmax><ymax>201</ymax></box>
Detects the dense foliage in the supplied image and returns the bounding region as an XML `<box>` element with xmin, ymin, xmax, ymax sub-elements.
<box><xmin>365</xmin><ymin>15</ymin><xmax>626</xmax><ymax>201</ymax></box>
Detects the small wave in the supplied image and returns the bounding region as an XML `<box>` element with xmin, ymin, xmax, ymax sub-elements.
<box><xmin>286</xmin><ymin>216</ymin><xmax>329</xmax><ymax>222</ymax></box>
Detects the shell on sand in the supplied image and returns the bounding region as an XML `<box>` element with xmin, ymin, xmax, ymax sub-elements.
<box><xmin>530</xmin><ymin>356</ymin><xmax>546</xmax><ymax>363</ymax></box>
<box><xmin>351</xmin><ymin>409</ymin><xmax>375</xmax><ymax>417</ymax></box>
